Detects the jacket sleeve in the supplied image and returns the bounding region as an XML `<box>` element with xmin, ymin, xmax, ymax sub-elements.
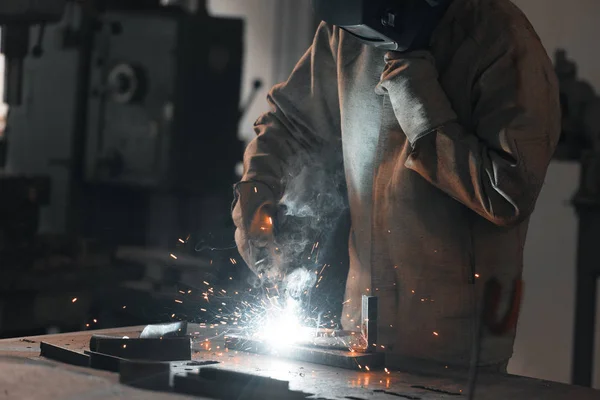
<box><xmin>377</xmin><ymin>34</ymin><xmax>561</xmax><ymax>227</ymax></box>
<box><xmin>238</xmin><ymin>22</ymin><xmax>342</xmax><ymax>198</ymax></box>
<box><xmin>232</xmin><ymin>22</ymin><xmax>341</xmax><ymax>264</ymax></box>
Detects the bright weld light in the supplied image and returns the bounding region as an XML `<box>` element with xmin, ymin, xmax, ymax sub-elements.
<box><xmin>253</xmin><ymin>299</ymin><xmax>309</xmax><ymax>350</ymax></box>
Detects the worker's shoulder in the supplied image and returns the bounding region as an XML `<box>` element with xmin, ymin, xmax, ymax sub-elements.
<box><xmin>313</xmin><ymin>21</ymin><xmax>345</xmax><ymax>55</ymax></box>
<box><xmin>461</xmin><ymin>0</ymin><xmax>542</xmax><ymax>49</ymax></box>
<box><xmin>312</xmin><ymin>22</ymin><xmax>365</xmax><ymax>65</ymax></box>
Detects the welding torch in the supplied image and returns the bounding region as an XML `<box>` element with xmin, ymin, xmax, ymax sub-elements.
<box><xmin>246</xmin><ymin>201</ymin><xmax>288</xmax><ymax>285</ymax></box>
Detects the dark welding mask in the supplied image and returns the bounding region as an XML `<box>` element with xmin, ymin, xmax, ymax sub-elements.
<box><xmin>312</xmin><ymin>0</ymin><xmax>452</xmax><ymax>51</ymax></box>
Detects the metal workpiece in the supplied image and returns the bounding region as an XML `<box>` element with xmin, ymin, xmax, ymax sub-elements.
<box><xmin>119</xmin><ymin>359</ymin><xmax>172</xmax><ymax>391</ymax></box>
<box><xmin>40</xmin><ymin>341</ymin><xmax>90</xmax><ymax>367</ymax></box>
<box><xmin>174</xmin><ymin>369</ymin><xmax>308</xmax><ymax>400</ymax></box>
<box><xmin>361</xmin><ymin>295</ymin><xmax>378</xmax><ymax>352</ymax></box>
<box><xmin>140</xmin><ymin>321</ymin><xmax>188</xmax><ymax>339</ymax></box>
<box><xmin>90</xmin><ymin>335</ymin><xmax>192</xmax><ymax>361</ymax></box>
<box><xmin>225</xmin><ymin>335</ymin><xmax>385</xmax><ymax>371</ymax></box>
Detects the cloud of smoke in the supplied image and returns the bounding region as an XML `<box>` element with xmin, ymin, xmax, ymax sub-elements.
<box><xmin>283</xmin><ymin>267</ymin><xmax>318</xmax><ymax>299</ymax></box>
<box><xmin>267</xmin><ymin>148</ymin><xmax>348</xmax><ymax>298</ymax></box>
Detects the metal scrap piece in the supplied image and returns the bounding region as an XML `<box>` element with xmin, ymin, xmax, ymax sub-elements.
<box><xmin>85</xmin><ymin>350</ymin><xmax>125</xmax><ymax>372</ymax></box>
<box><xmin>119</xmin><ymin>359</ymin><xmax>171</xmax><ymax>391</ymax></box>
<box><xmin>140</xmin><ymin>321</ymin><xmax>188</xmax><ymax>339</ymax></box>
<box><xmin>40</xmin><ymin>342</ymin><xmax>90</xmax><ymax>367</ymax></box>
<box><xmin>361</xmin><ymin>295</ymin><xmax>378</xmax><ymax>352</ymax></box>
<box><xmin>89</xmin><ymin>335</ymin><xmax>191</xmax><ymax>361</ymax></box>
<box><xmin>174</xmin><ymin>367</ymin><xmax>308</xmax><ymax>399</ymax></box>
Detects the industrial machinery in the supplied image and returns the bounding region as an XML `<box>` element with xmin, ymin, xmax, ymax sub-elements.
<box><xmin>0</xmin><ymin>0</ymin><xmax>245</xmax><ymax>337</ymax></box>
<box><xmin>554</xmin><ymin>50</ymin><xmax>600</xmax><ymax>388</ymax></box>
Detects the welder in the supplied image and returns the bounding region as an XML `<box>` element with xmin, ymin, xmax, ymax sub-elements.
<box><xmin>232</xmin><ymin>0</ymin><xmax>560</xmax><ymax>371</ymax></box>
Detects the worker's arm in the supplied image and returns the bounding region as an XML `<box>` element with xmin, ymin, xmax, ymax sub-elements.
<box><xmin>233</xmin><ymin>22</ymin><xmax>341</xmax><ymax>269</ymax></box>
<box><xmin>376</xmin><ymin>33</ymin><xmax>560</xmax><ymax>227</ymax></box>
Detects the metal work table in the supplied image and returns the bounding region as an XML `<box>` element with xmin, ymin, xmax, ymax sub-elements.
<box><xmin>0</xmin><ymin>326</ymin><xmax>598</xmax><ymax>400</ymax></box>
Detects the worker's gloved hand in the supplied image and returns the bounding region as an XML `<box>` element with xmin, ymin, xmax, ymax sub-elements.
<box><xmin>375</xmin><ymin>50</ymin><xmax>457</xmax><ymax>146</ymax></box>
<box><xmin>232</xmin><ymin>181</ymin><xmax>284</xmax><ymax>282</ymax></box>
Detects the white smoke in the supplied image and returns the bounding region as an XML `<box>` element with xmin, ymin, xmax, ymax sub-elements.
<box><xmin>270</xmin><ymin>149</ymin><xmax>347</xmax><ymax>297</ymax></box>
<box><xmin>283</xmin><ymin>267</ymin><xmax>318</xmax><ymax>299</ymax></box>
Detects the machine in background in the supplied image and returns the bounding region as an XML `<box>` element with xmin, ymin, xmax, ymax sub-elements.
<box><xmin>0</xmin><ymin>0</ymin><xmax>246</xmax><ymax>337</ymax></box>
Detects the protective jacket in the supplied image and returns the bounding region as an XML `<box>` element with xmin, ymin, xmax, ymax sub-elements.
<box><xmin>233</xmin><ymin>0</ymin><xmax>560</xmax><ymax>367</ymax></box>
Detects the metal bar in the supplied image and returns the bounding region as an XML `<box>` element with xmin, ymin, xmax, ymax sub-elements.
<box><xmin>40</xmin><ymin>341</ymin><xmax>90</xmax><ymax>367</ymax></box>
<box><xmin>224</xmin><ymin>335</ymin><xmax>384</xmax><ymax>370</ymax></box>
<box><xmin>361</xmin><ymin>295</ymin><xmax>378</xmax><ymax>351</ymax></box>
<box><xmin>85</xmin><ymin>350</ymin><xmax>125</xmax><ymax>372</ymax></box>
<box><xmin>89</xmin><ymin>335</ymin><xmax>191</xmax><ymax>361</ymax></box>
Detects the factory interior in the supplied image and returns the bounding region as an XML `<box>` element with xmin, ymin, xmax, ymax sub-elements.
<box><xmin>1</xmin><ymin>0</ymin><xmax>600</xmax><ymax>398</ymax></box>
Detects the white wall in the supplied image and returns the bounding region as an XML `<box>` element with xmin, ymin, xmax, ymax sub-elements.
<box><xmin>508</xmin><ymin>0</ymin><xmax>600</xmax><ymax>388</ymax></box>
<box><xmin>207</xmin><ymin>0</ymin><xmax>314</xmax><ymax>143</ymax></box>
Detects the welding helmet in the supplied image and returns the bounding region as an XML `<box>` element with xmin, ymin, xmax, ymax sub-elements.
<box><xmin>312</xmin><ymin>0</ymin><xmax>452</xmax><ymax>51</ymax></box>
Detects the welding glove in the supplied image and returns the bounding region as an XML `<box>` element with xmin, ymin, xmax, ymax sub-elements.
<box><xmin>375</xmin><ymin>50</ymin><xmax>456</xmax><ymax>146</ymax></box>
<box><xmin>232</xmin><ymin>181</ymin><xmax>284</xmax><ymax>280</ymax></box>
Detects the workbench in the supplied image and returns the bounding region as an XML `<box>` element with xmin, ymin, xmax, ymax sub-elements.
<box><xmin>0</xmin><ymin>326</ymin><xmax>598</xmax><ymax>400</ymax></box>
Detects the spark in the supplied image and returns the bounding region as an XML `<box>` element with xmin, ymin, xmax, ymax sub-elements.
<box><xmin>122</xmin><ymin>306</ymin><xmax>126</xmax><ymax>309</ymax></box>
<box><xmin>175</xmin><ymin>299</ymin><xmax>183</xmax><ymax>304</ymax></box>
<box><xmin>171</xmin><ymin>314</ymin><xmax>175</xmax><ymax>318</ymax></box>
<box><xmin>170</xmin><ymin>253</ymin><xmax>178</xmax><ymax>260</ymax></box>
<box><xmin>179</xmin><ymin>290</ymin><xmax>185</xmax><ymax>294</ymax></box>
<box><xmin>342</xmin><ymin>299</ymin><xmax>351</xmax><ymax>305</ymax></box>
<box><xmin>93</xmin><ymin>319</ymin><xmax>97</xmax><ymax>323</ymax></box>
<box><xmin>85</xmin><ymin>324</ymin><xmax>90</xmax><ymax>327</ymax></box>
<box><xmin>200</xmin><ymin>308</ymin><xmax>206</xmax><ymax>312</ymax></box>
<box><xmin>178</xmin><ymin>238</ymin><xmax>185</xmax><ymax>243</ymax></box>
<box><xmin>385</xmin><ymin>368</ymin><xmax>390</xmax><ymax>374</ymax></box>
<box><xmin>475</xmin><ymin>273</ymin><xmax>480</xmax><ymax>278</ymax></box>
<box><xmin>254</xmin><ymin>186</ymin><xmax>258</xmax><ymax>193</ymax></box>
<box><xmin>203</xmin><ymin>281</ymin><xmax>210</xmax><ymax>285</ymax></box>
<box><xmin>319</xmin><ymin>264</ymin><xmax>328</xmax><ymax>275</ymax></box>
<box><xmin>71</xmin><ymin>298</ymin><xmax>78</xmax><ymax>303</ymax></box>
<box><xmin>365</xmin><ymin>366</ymin><xmax>370</xmax><ymax>371</ymax></box>
<box><xmin>123</xmin><ymin>344</ymin><xmax>127</xmax><ymax>349</ymax></box>
<box><xmin>433</xmin><ymin>331</ymin><xmax>439</xmax><ymax>336</ymax></box>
